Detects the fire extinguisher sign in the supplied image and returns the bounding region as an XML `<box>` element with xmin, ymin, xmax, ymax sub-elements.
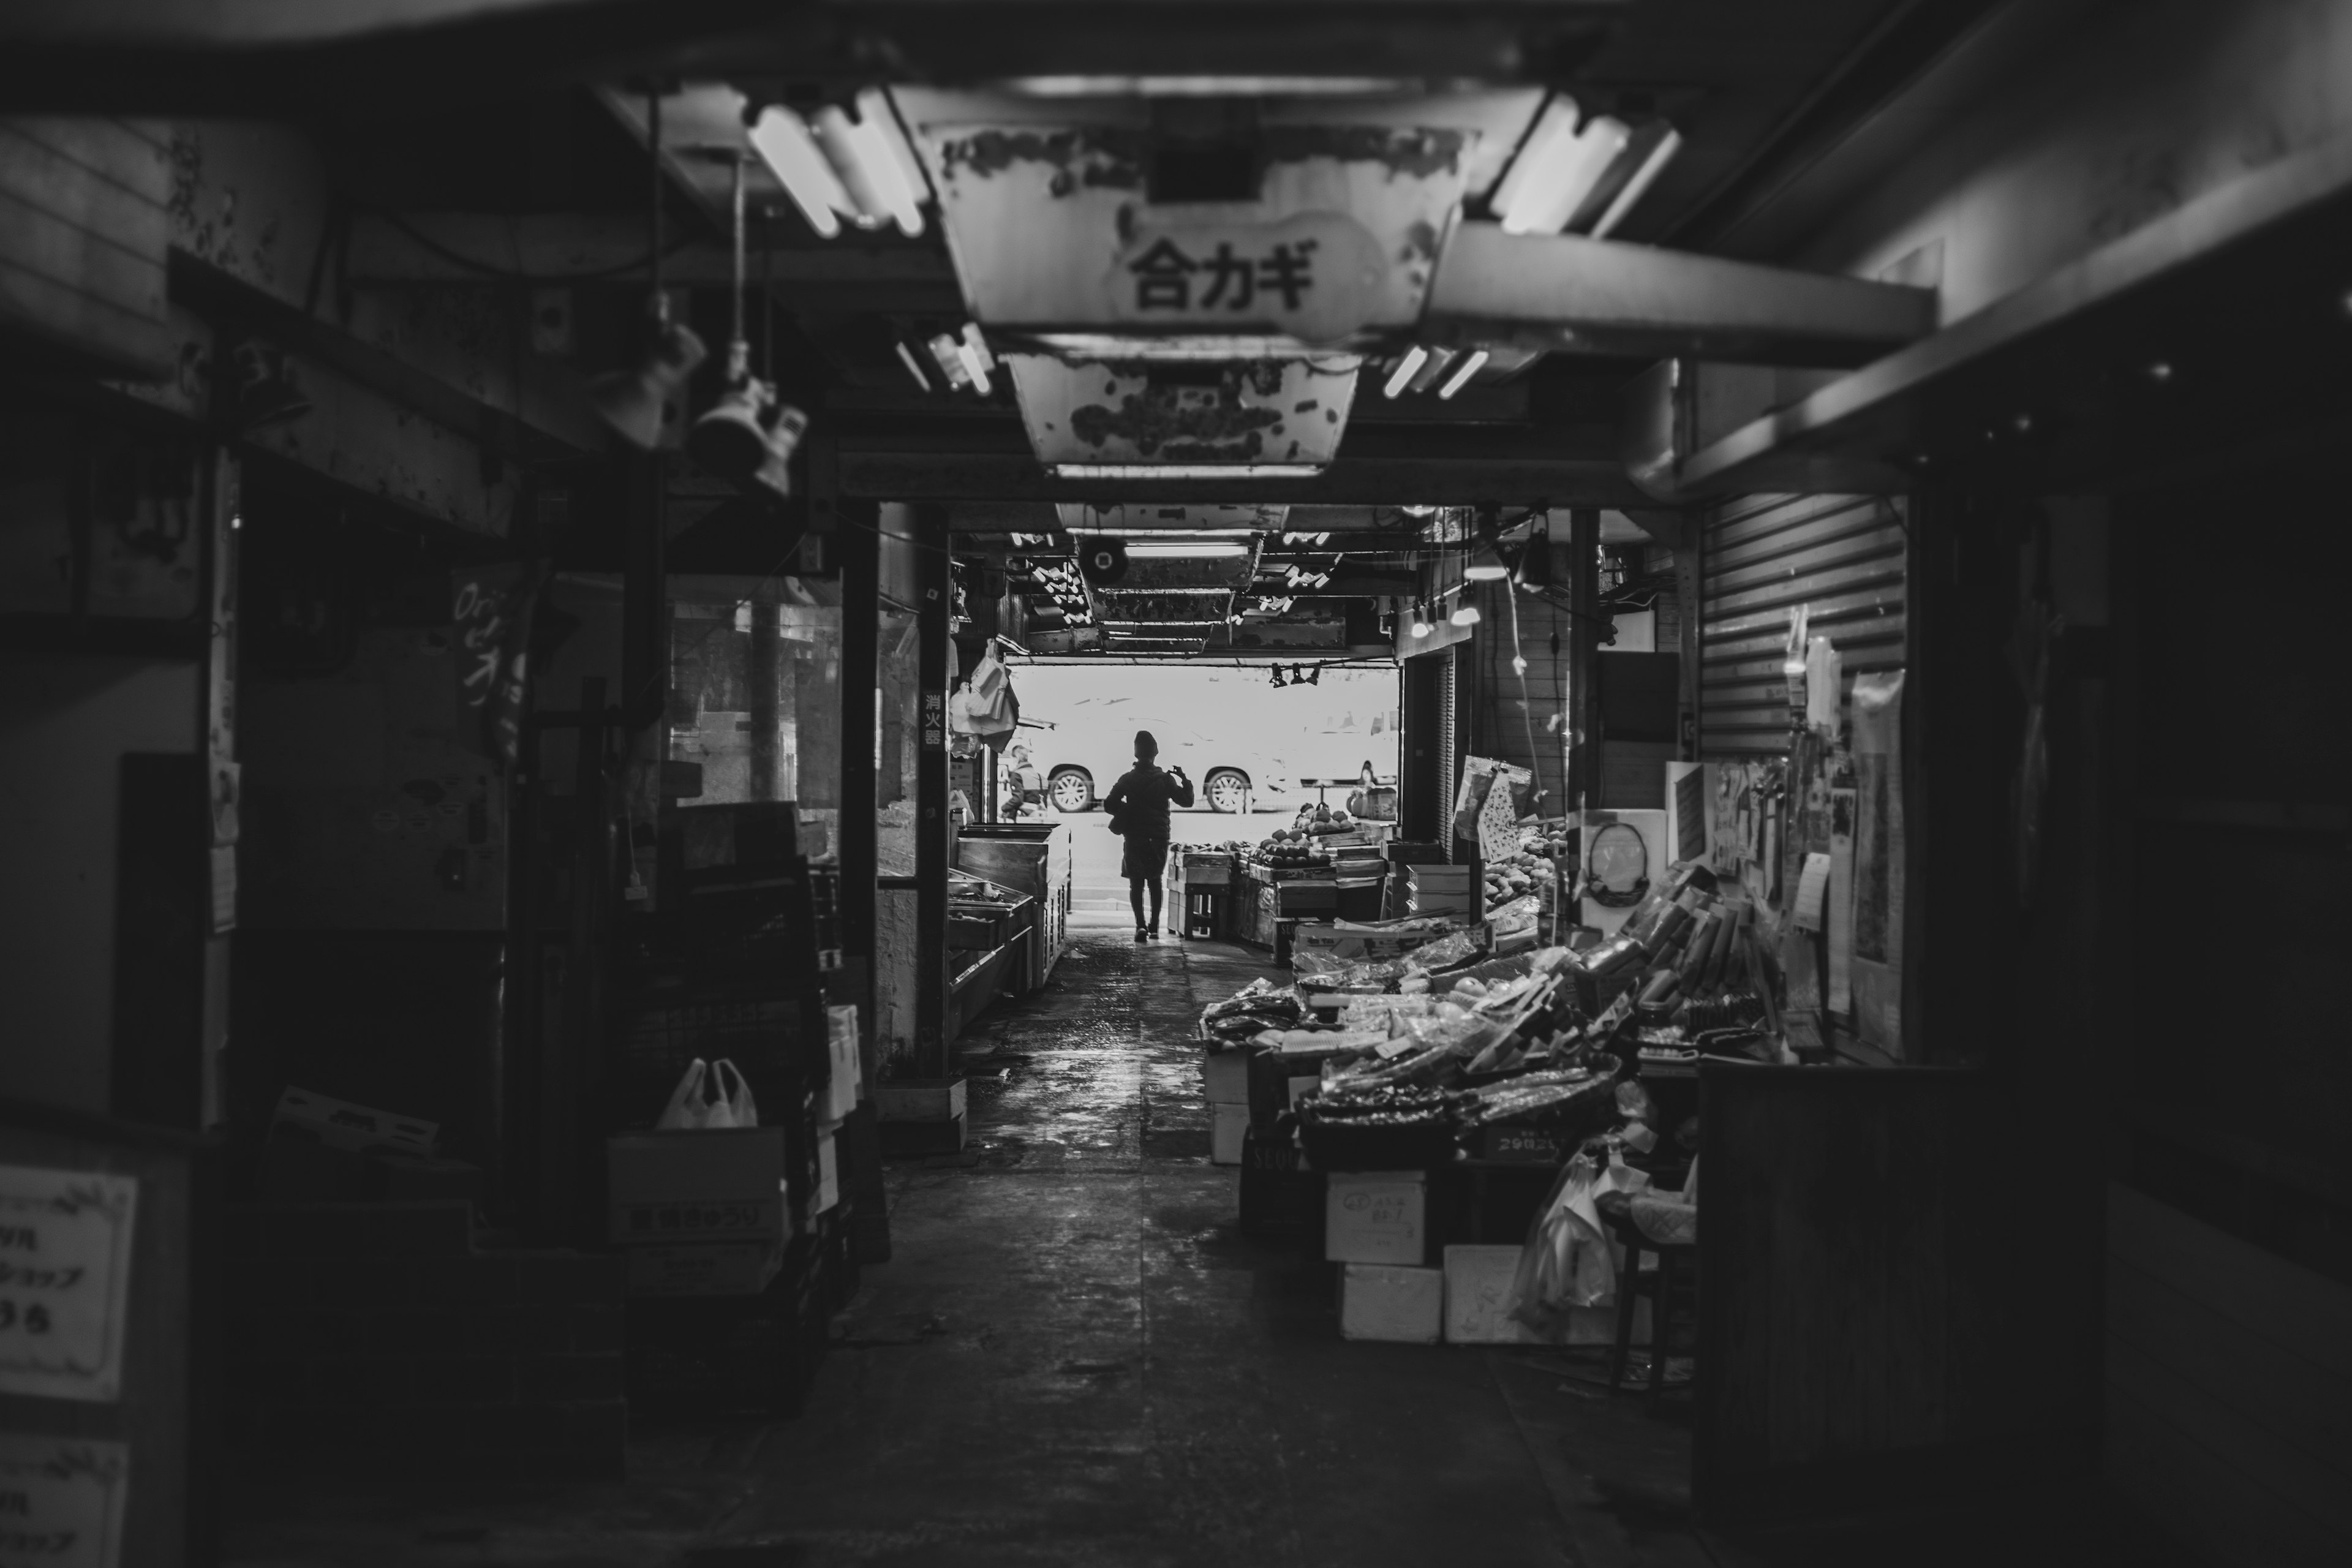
<box><xmin>922</xmin><ymin>692</ymin><xmax>944</xmax><ymax>751</ymax></box>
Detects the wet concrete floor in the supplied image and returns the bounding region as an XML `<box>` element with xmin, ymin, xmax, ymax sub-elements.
<box><xmin>226</xmin><ymin>919</ymin><xmax>2176</xmax><ymax>1567</ymax></box>
<box><xmin>226</xmin><ymin>919</ymin><xmax>1714</xmax><ymax>1567</ymax></box>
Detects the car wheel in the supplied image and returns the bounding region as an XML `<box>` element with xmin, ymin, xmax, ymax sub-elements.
<box><xmin>1204</xmin><ymin>768</ymin><xmax>1251</xmax><ymax>813</ymax></box>
<box><xmin>1048</xmin><ymin>768</ymin><xmax>1095</xmax><ymax>812</ymax></box>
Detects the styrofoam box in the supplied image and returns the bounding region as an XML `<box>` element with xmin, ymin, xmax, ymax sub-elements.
<box><xmin>1443</xmin><ymin>1245</ymin><xmax>1542</xmax><ymax>1344</ymax></box>
<box><xmin>1211</xmin><ymin>1102</ymin><xmax>1248</xmax><ymax>1166</ymax></box>
<box><xmin>1340</xmin><ymin>1264</ymin><xmax>1444</xmax><ymax>1343</ymax></box>
<box><xmin>876</xmin><ymin>1076</ymin><xmax>967</xmax><ymax>1122</ymax></box>
<box><xmin>1325</xmin><ymin>1171</ymin><xmax>1427</xmax><ymax>1265</ymax></box>
<box><xmin>1204</xmin><ymin>1050</ymin><xmax>1250</xmax><ymax>1105</ymax></box>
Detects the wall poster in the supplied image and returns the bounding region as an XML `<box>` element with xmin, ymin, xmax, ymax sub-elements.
<box><xmin>0</xmin><ymin>1167</ymin><xmax>138</xmax><ymax>1404</ymax></box>
<box><xmin>0</xmin><ymin>1434</ymin><xmax>130</xmax><ymax>1567</ymax></box>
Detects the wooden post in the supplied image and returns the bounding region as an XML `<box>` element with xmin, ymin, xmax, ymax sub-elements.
<box><xmin>914</xmin><ymin>505</ymin><xmax>951</xmax><ymax>1076</ymax></box>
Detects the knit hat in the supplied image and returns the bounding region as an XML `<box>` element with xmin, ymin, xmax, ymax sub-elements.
<box><xmin>1134</xmin><ymin>729</ymin><xmax>1158</xmax><ymax>760</ymax></box>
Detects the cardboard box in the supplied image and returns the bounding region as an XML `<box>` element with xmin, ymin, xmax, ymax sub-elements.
<box><xmin>1324</xmin><ymin>1171</ymin><xmax>1428</xmax><ymax>1265</ymax></box>
<box><xmin>608</xmin><ymin>1128</ymin><xmax>788</xmax><ymax>1244</ymax></box>
<box><xmin>1340</xmin><ymin>1264</ymin><xmax>1444</xmax><ymax>1343</ymax></box>
<box><xmin>1212</xmin><ymin>1102</ymin><xmax>1248</xmax><ymax>1166</ymax></box>
<box><xmin>1203</xmin><ymin>1049</ymin><xmax>1250</xmax><ymax>1105</ymax></box>
<box><xmin>1443</xmin><ymin>1245</ymin><xmax>1542</xmax><ymax>1344</ymax></box>
<box><xmin>625</xmin><ymin>1240</ymin><xmax>785</xmax><ymax>1297</ymax></box>
<box><xmin>876</xmin><ymin>1077</ymin><xmax>967</xmax><ymax>1122</ymax></box>
<box><xmin>1277</xmin><ymin>880</ymin><xmax>1339</xmax><ymax>916</ymax></box>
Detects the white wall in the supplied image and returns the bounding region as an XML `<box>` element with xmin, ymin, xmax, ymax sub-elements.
<box><xmin>0</xmin><ymin>652</ymin><xmax>198</xmax><ymax>1112</ymax></box>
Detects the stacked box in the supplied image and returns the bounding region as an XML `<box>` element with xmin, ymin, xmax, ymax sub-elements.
<box><xmin>1339</xmin><ymin>1264</ymin><xmax>1444</xmax><ymax>1343</ymax></box>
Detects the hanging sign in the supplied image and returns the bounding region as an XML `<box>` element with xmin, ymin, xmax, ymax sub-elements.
<box><xmin>921</xmin><ymin>692</ymin><xmax>945</xmax><ymax>752</ymax></box>
<box><xmin>0</xmin><ymin>1435</ymin><xmax>130</xmax><ymax>1567</ymax></box>
<box><xmin>0</xmin><ymin>1167</ymin><xmax>138</xmax><ymax>1404</ymax></box>
<box><xmin>1106</xmin><ymin>211</ymin><xmax>1387</xmax><ymax>343</ymax></box>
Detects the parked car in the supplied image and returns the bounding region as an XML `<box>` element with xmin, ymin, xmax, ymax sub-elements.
<box><xmin>1025</xmin><ymin>721</ymin><xmax>1294</xmax><ymax>814</ymax></box>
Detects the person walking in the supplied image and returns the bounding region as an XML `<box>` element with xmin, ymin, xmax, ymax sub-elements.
<box><xmin>1104</xmin><ymin>730</ymin><xmax>1192</xmax><ymax>941</ymax></box>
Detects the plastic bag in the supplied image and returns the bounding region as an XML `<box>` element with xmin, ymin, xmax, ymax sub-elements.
<box><xmin>655</xmin><ymin>1057</ymin><xmax>759</xmax><ymax>1130</ymax></box>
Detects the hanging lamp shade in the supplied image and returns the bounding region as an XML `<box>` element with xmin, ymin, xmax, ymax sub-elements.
<box><xmin>589</xmin><ymin>317</ymin><xmax>706</xmax><ymax>450</ymax></box>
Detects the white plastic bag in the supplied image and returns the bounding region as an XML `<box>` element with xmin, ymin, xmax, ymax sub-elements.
<box><xmin>655</xmin><ymin>1057</ymin><xmax>760</xmax><ymax>1130</ymax></box>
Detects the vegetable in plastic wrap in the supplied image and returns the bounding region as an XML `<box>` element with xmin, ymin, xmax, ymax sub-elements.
<box><xmin>1614</xmin><ymin>1079</ymin><xmax>1656</xmax><ymax>1124</ymax></box>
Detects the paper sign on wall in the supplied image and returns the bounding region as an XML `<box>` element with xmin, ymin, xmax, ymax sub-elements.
<box><xmin>0</xmin><ymin>1434</ymin><xmax>130</xmax><ymax>1567</ymax></box>
<box><xmin>0</xmin><ymin>1168</ymin><xmax>138</xmax><ymax>1404</ymax></box>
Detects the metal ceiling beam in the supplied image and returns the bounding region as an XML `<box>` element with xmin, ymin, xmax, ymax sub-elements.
<box><xmin>1624</xmin><ymin>120</ymin><xmax>2352</xmax><ymax>500</ymax></box>
<box><xmin>1425</xmin><ymin>221</ymin><xmax>1936</xmax><ymax>368</ymax></box>
<box><xmin>839</xmin><ymin>450</ymin><xmax>1648</xmax><ymax>507</ymax></box>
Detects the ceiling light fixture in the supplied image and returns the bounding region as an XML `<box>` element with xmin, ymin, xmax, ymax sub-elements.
<box><xmin>1382</xmin><ymin>347</ymin><xmax>1428</xmax><ymax>399</ymax></box>
<box><xmin>748</xmin><ymin>94</ymin><xmax>929</xmax><ymax>240</ymax></box>
<box><xmin>1451</xmin><ymin>601</ymin><xmax>1482</xmax><ymax>627</ymax></box>
<box><xmin>1409</xmin><ymin>604</ymin><xmax>1431</xmax><ymax>638</ymax></box>
<box><xmin>1408</xmin><ymin>347</ymin><xmax>1458</xmax><ymax>395</ymax></box>
<box><xmin>1591</xmin><ymin>126</ymin><xmax>1683</xmax><ymax>239</ymax></box>
<box><xmin>1123</xmin><ymin>541</ymin><xmax>1249</xmax><ymax>559</ymax></box>
<box><xmin>1049</xmin><ymin>463</ymin><xmax>1323</xmax><ymax>481</ymax></box>
<box><xmin>747</xmin><ymin>107</ymin><xmax>853</xmax><ymax>239</ymax></box>
<box><xmin>1437</xmin><ymin>349</ymin><xmax>1490</xmax><ymax>400</ymax></box>
<box><xmin>894</xmin><ymin>341</ymin><xmax>933</xmax><ymax>391</ymax></box>
<box><xmin>1495</xmin><ymin>99</ymin><xmax>1630</xmax><ymax>236</ymax></box>
<box><xmin>926</xmin><ymin>333</ymin><xmax>974</xmax><ymax>392</ymax></box>
<box><xmin>1464</xmin><ymin>541</ymin><xmax>1510</xmax><ymax>582</ymax></box>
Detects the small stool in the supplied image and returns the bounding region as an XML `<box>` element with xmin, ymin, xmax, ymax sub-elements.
<box><xmin>1603</xmin><ymin>1204</ymin><xmax>1698</xmax><ymax>1396</ymax></box>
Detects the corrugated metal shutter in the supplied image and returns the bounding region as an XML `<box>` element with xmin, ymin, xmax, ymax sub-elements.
<box><xmin>1698</xmin><ymin>494</ymin><xmax>1907</xmax><ymax>756</ymax></box>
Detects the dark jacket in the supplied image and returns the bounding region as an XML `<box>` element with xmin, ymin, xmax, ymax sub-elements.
<box><xmin>1105</xmin><ymin>763</ymin><xmax>1193</xmax><ymax>839</ymax></box>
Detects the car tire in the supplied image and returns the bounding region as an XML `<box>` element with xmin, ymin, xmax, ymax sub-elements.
<box><xmin>1048</xmin><ymin>767</ymin><xmax>1095</xmax><ymax>812</ymax></box>
<box><xmin>1204</xmin><ymin>768</ymin><xmax>1251</xmax><ymax>813</ymax></box>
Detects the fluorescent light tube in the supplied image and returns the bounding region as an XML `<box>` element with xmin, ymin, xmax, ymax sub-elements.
<box><xmin>894</xmin><ymin>341</ymin><xmax>933</xmax><ymax>391</ymax></box>
<box><xmin>959</xmin><ymin>323</ymin><xmax>996</xmax><ymax>374</ymax></box>
<box><xmin>1049</xmin><ymin>464</ymin><xmax>1323</xmax><ymax>481</ymax></box>
<box><xmin>1498</xmin><ymin>96</ymin><xmax>1633</xmax><ymax>236</ymax></box>
<box><xmin>1124</xmin><ymin>542</ymin><xmax>1249</xmax><ymax>559</ymax></box>
<box><xmin>1408</xmin><ymin>347</ymin><xmax>1458</xmax><ymax>395</ymax></box>
<box><xmin>1591</xmin><ymin>126</ymin><xmax>1682</xmax><ymax>239</ymax></box>
<box><xmin>856</xmin><ymin>88</ymin><xmax>930</xmax><ymax>236</ymax></box>
<box><xmin>1438</xmin><ymin>349</ymin><xmax>1489</xmax><ymax>400</ymax></box>
<box><xmin>956</xmin><ymin>342</ymin><xmax>993</xmax><ymax>397</ymax></box>
<box><xmin>1383</xmin><ymin>346</ymin><xmax>1428</xmax><ymax>399</ymax></box>
<box><xmin>748</xmin><ymin>107</ymin><xmax>849</xmax><ymax>239</ymax></box>
<box><xmin>810</xmin><ymin>106</ymin><xmax>889</xmax><ymax>230</ymax></box>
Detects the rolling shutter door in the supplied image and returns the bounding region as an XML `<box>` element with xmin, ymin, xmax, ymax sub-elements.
<box><xmin>1698</xmin><ymin>494</ymin><xmax>1908</xmax><ymax>757</ymax></box>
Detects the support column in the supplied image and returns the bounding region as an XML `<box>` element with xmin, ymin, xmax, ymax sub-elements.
<box><xmin>914</xmin><ymin>505</ymin><xmax>951</xmax><ymax>1076</ymax></box>
<box><xmin>837</xmin><ymin>499</ymin><xmax>880</xmax><ymax>1073</ymax></box>
<box><xmin>1567</xmin><ymin>508</ymin><xmax>1601</xmax><ymax>815</ymax></box>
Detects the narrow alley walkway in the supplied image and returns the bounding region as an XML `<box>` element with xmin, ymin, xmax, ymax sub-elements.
<box><xmin>720</xmin><ymin>919</ymin><xmax>1696</xmax><ymax>1567</ymax></box>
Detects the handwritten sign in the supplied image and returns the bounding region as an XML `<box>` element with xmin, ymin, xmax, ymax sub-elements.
<box><xmin>0</xmin><ymin>1436</ymin><xmax>130</xmax><ymax>1568</ymax></box>
<box><xmin>450</xmin><ymin>564</ymin><xmax>545</xmax><ymax>767</ymax></box>
<box><xmin>0</xmin><ymin>1168</ymin><xmax>137</xmax><ymax>1404</ymax></box>
<box><xmin>1106</xmin><ymin>211</ymin><xmax>1386</xmax><ymax>343</ymax></box>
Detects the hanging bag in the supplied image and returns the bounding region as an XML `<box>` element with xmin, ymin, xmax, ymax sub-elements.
<box><xmin>703</xmin><ymin>1058</ymin><xmax>759</xmax><ymax>1129</ymax></box>
<box><xmin>656</xmin><ymin>1058</ymin><xmax>712</xmax><ymax>1130</ymax></box>
<box><xmin>653</xmin><ymin>1057</ymin><xmax>761</xmax><ymax>1130</ymax></box>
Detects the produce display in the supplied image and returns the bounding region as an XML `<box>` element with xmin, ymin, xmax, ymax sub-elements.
<box><xmin>1250</xmin><ymin>827</ymin><xmax>1334</xmax><ymax>870</ymax></box>
<box><xmin>1483</xmin><ymin>821</ymin><xmax>1576</xmax><ymax>912</ymax></box>
<box><xmin>1290</xmin><ymin>801</ymin><xmax>1358</xmax><ymax>836</ymax></box>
